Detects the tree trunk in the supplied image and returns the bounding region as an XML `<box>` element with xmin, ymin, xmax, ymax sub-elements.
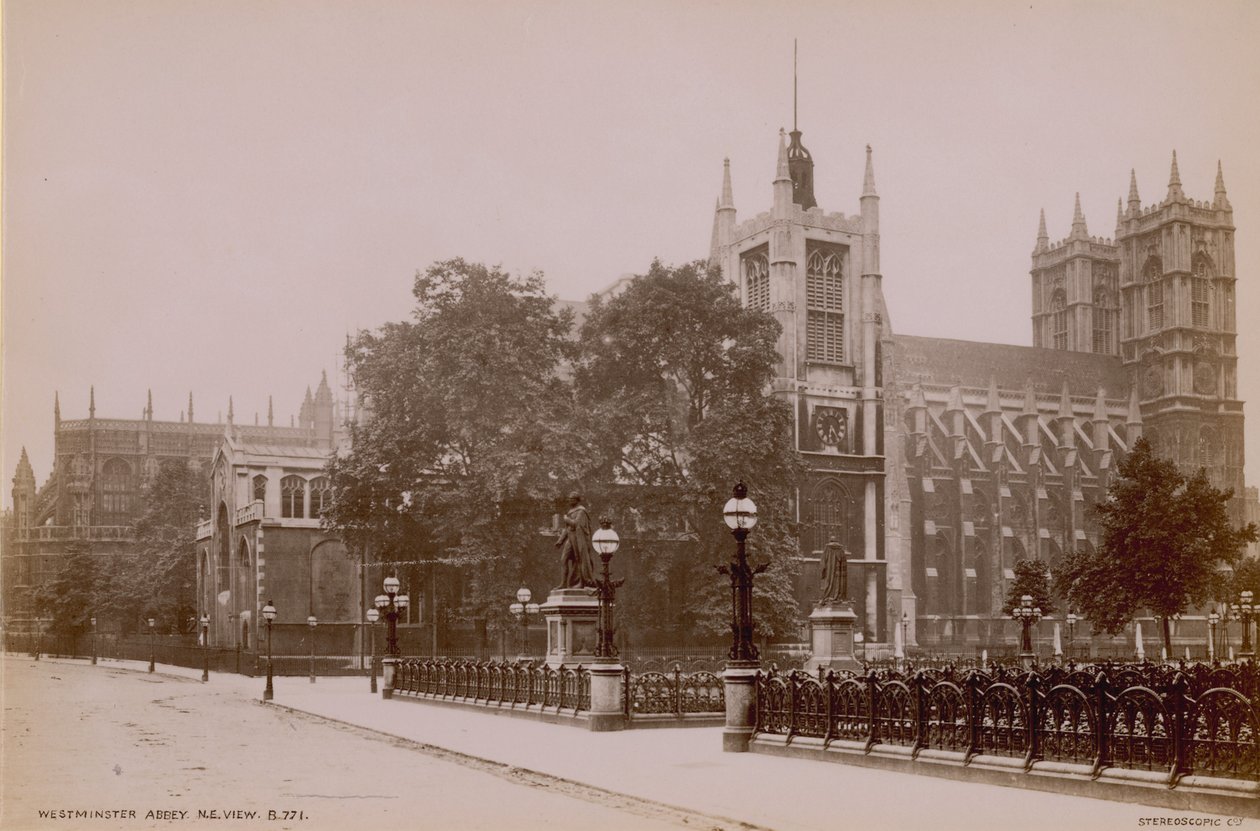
<box><xmin>1162</xmin><ymin>615</ymin><xmax>1172</xmax><ymax>660</ymax></box>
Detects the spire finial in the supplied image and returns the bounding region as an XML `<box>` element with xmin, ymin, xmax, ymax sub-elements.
<box><xmin>146</xmin><ymin>388</ymin><xmax>153</xmax><ymax>419</ymax></box>
<box><xmin>719</xmin><ymin>158</ymin><xmax>734</xmax><ymax>208</ymax></box>
<box><xmin>1214</xmin><ymin>160</ymin><xmax>1230</xmax><ymax>208</ymax></box>
<box><xmin>1036</xmin><ymin>208</ymin><xmax>1048</xmax><ymax>251</ymax></box>
<box><xmin>1167</xmin><ymin>150</ymin><xmax>1185</xmax><ymax>202</ymax></box>
<box><xmin>188</xmin><ymin>391</ymin><xmax>194</xmax><ymax>424</ymax></box>
<box><xmin>54</xmin><ymin>391</ymin><xmax>61</xmax><ymax>423</ymax></box>
<box><xmin>985</xmin><ymin>375</ymin><xmax>1001</xmax><ymax>415</ymax></box>
<box><xmin>89</xmin><ymin>386</ymin><xmax>95</xmax><ymax>418</ymax></box>
<box><xmin>1115</xmin><ymin>198</ymin><xmax>1124</xmax><ymax>231</ymax></box>
<box><xmin>1128</xmin><ymin>168</ymin><xmax>1140</xmax><ymax>212</ymax></box>
<box><xmin>227</xmin><ymin>396</ymin><xmax>234</xmax><ymax>424</ymax></box>
<box><xmin>268</xmin><ymin>395</ymin><xmax>274</xmax><ymax>427</ymax></box>
<box><xmin>862</xmin><ymin>144</ymin><xmax>877</xmax><ymax>197</ymax></box>
<box><xmin>1070</xmin><ymin>192</ymin><xmax>1088</xmax><ymax>238</ymax></box>
<box><xmin>776</xmin><ymin>128</ymin><xmax>790</xmax><ymax>181</ymax></box>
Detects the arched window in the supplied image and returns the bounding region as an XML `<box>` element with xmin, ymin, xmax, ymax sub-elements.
<box><xmin>101</xmin><ymin>458</ymin><xmax>131</xmax><ymax>519</ymax></box>
<box><xmin>1144</xmin><ymin>257</ymin><xmax>1164</xmax><ymax>331</ymax></box>
<box><xmin>742</xmin><ymin>249</ymin><xmax>770</xmax><ymax>311</ymax></box>
<box><xmin>309</xmin><ymin>477</ymin><xmax>332</xmax><ymax>517</ymax></box>
<box><xmin>281</xmin><ymin>476</ymin><xmax>306</xmax><ymax>519</ymax></box>
<box><xmin>1092</xmin><ymin>289</ymin><xmax>1111</xmax><ymax>354</ymax></box>
<box><xmin>807</xmin><ymin>479</ymin><xmax>850</xmax><ymax>553</ymax></box>
<box><xmin>252</xmin><ymin>475</ymin><xmax>267</xmax><ymax>507</ymax></box>
<box><xmin>805</xmin><ymin>247</ymin><xmax>844</xmax><ymax>363</ymax></box>
<box><xmin>1192</xmin><ymin>256</ymin><xmax>1212</xmax><ymax>329</ymax></box>
<box><xmin>1199</xmin><ymin>426</ymin><xmax>1218</xmax><ymax>469</ymax></box>
<box><xmin>1050</xmin><ymin>289</ymin><xmax>1067</xmax><ymax>350</ymax></box>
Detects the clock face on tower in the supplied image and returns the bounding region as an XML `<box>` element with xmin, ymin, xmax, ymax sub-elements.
<box><xmin>1142</xmin><ymin>364</ymin><xmax>1164</xmax><ymax>399</ymax></box>
<box><xmin>813</xmin><ymin>406</ymin><xmax>848</xmax><ymax>452</ymax></box>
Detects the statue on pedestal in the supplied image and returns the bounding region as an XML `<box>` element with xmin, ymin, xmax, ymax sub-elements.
<box><xmin>556</xmin><ymin>492</ymin><xmax>596</xmax><ymax>589</ymax></box>
<box><xmin>819</xmin><ymin>535</ymin><xmax>849</xmax><ymax>605</ymax></box>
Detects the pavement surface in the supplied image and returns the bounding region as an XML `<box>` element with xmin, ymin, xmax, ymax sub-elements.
<box><xmin>4</xmin><ymin>655</ymin><xmax>1258</xmax><ymax>831</ymax></box>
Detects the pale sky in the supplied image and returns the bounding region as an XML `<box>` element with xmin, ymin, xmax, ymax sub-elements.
<box><xmin>4</xmin><ymin>0</ymin><xmax>1259</xmax><ymax>506</ymax></box>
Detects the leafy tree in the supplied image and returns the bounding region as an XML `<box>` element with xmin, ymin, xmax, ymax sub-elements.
<box><xmin>107</xmin><ymin>458</ymin><xmax>208</xmax><ymax>632</ymax></box>
<box><xmin>324</xmin><ymin>259</ymin><xmax>594</xmax><ymax>642</ymax></box>
<box><xmin>575</xmin><ymin>259</ymin><xmax>804</xmax><ymax>641</ymax></box>
<box><xmin>1001</xmin><ymin>558</ymin><xmax>1055</xmax><ymax>617</ymax></box>
<box><xmin>34</xmin><ymin>543</ymin><xmax>102</xmax><ymax>637</ymax></box>
<box><xmin>1057</xmin><ymin>436</ymin><xmax>1257</xmax><ymax>655</ymax></box>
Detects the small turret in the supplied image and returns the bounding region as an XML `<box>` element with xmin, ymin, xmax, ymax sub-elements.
<box><xmin>267</xmin><ymin>395</ymin><xmax>274</xmax><ymax>427</ymax></box>
<box><xmin>1092</xmin><ymin>387</ymin><xmax>1110</xmax><ymax>453</ymax></box>
<box><xmin>1127</xmin><ymin>168</ymin><xmax>1141</xmax><ymax>215</ymax></box>
<box><xmin>54</xmin><ymin>391</ymin><xmax>61</xmax><ymax>426</ymax></box>
<box><xmin>1022</xmin><ymin>383</ymin><xmax>1040</xmax><ymax>447</ymax></box>
<box><xmin>188</xmin><ymin>392</ymin><xmax>195</xmax><ymax>424</ymax></box>
<box><xmin>1057</xmin><ymin>380</ymin><xmax>1075</xmax><ymax>449</ymax></box>
<box><xmin>146</xmin><ymin>389</ymin><xmax>153</xmax><ymax>420</ymax></box>
<box><xmin>227</xmin><ymin>396</ymin><xmax>234</xmax><ymax>425</ymax></box>
<box><xmin>1126</xmin><ymin>384</ymin><xmax>1143</xmax><ymax>442</ymax></box>
<box><xmin>89</xmin><ymin>386</ymin><xmax>96</xmax><ymax>419</ymax></box>
<box><xmin>907</xmin><ymin>383</ymin><xmax>927</xmax><ymax>435</ymax></box>
<box><xmin>1035</xmin><ymin>208</ymin><xmax>1049</xmax><ymax>253</ymax></box>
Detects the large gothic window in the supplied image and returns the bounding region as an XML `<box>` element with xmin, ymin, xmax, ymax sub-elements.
<box><xmin>1192</xmin><ymin>257</ymin><xmax>1212</xmax><ymax>329</ymax></box>
<box><xmin>805</xmin><ymin>248</ymin><xmax>845</xmax><ymax>363</ymax></box>
<box><xmin>1051</xmin><ymin>289</ymin><xmax>1067</xmax><ymax>350</ymax></box>
<box><xmin>807</xmin><ymin>479</ymin><xmax>850</xmax><ymax>553</ymax></box>
<box><xmin>1144</xmin><ymin>257</ymin><xmax>1164</xmax><ymax>331</ymax></box>
<box><xmin>100</xmin><ymin>457</ymin><xmax>131</xmax><ymax>520</ymax></box>
<box><xmin>1092</xmin><ymin>289</ymin><xmax>1112</xmax><ymax>354</ymax></box>
<box><xmin>742</xmin><ymin>249</ymin><xmax>770</xmax><ymax>311</ymax></box>
<box><xmin>252</xmin><ymin>474</ymin><xmax>267</xmax><ymax>506</ymax></box>
<box><xmin>309</xmin><ymin>477</ymin><xmax>332</xmax><ymax>517</ymax></box>
<box><xmin>280</xmin><ymin>475</ymin><xmax>306</xmax><ymax>519</ymax></box>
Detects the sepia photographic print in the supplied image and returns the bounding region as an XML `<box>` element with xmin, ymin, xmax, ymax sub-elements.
<box><xmin>3</xmin><ymin>2</ymin><xmax>1260</xmax><ymax>829</ymax></box>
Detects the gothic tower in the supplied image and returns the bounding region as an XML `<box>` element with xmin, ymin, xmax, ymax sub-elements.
<box><xmin>710</xmin><ymin>118</ymin><xmax>892</xmax><ymax>641</ymax></box>
<box><xmin>1117</xmin><ymin>153</ymin><xmax>1244</xmax><ymax>516</ymax></box>
<box><xmin>1030</xmin><ymin>196</ymin><xmax>1121</xmax><ymax>355</ymax></box>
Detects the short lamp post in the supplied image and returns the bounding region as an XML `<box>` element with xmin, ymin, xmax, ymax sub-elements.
<box><xmin>508</xmin><ymin>588</ymin><xmax>540</xmax><ymax>662</ymax></box>
<box><xmin>366</xmin><ymin>608</ymin><xmax>380</xmax><ymax>693</ymax></box>
<box><xmin>1239</xmin><ymin>591</ymin><xmax>1255</xmax><ymax>659</ymax></box>
<box><xmin>1066</xmin><ymin>611</ymin><xmax>1078</xmax><ymax>660</ymax></box>
<box><xmin>200</xmin><ymin>615</ymin><xmax>210</xmax><ymax>682</ymax></box>
<box><xmin>591</xmin><ymin>520</ymin><xmax>624</xmax><ymax>662</ymax></box>
<box><xmin>1209</xmin><ymin>607</ymin><xmax>1220</xmax><ymax>663</ymax></box>
<box><xmin>147</xmin><ymin>618</ymin><xmax>156</xmax><ymax>673</ymax></box>
<box><xmin>1012</xmin><ymin>595</ymin><xmax>1042</xmax><ymax>669</ymax></box>
<box><xmin>91</xmin><ymin>616</ymin><xmax>98</xmax><ymax>666</ymax></box>
<box><xmin>33</xmin><ymin>618</ymin><xmax>43</xmax><ymax>661</ymax></box>
<box><xmin>307</xmin><ymin>615</ymin><xmax>318</xmax><ymax>683</ymax></box>
<box><xmin>719</xmin><ymin>482</ymin><xmax>763</xmax><ymax>664</ymax></box>
<box><xmin>376</xmin><ymin>577</ymin><xmax>408</xmax><ymax>698</ymax></box>
<box><xmin>262</xmin><ymin>601</ymin><xmax>277</xmax><ymax>702</ymax></box>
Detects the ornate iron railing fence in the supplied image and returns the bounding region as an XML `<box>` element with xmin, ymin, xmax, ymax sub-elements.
<box><xmin>392</xmin><ymin>659</ymin><xmax>591</xmax><ymax>714</ymax></box>
<box><xmin>623</xmin><ymin>667</ymin><xmax>725</xmax><ymax>718</ymax></box>
<box><xmin>753</xmin><ymin>665</ymin><xmax>1260</xmax><ymax>783</ymax></box>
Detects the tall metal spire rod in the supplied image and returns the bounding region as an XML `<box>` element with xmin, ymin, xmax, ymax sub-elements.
<box><xmin>793</xmin><ymin>39</ymin><xmax>798</xmax><ymax>132</ymax></box>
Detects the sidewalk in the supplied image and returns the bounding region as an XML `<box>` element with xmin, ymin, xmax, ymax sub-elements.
<box><xmin>40</xmin><ymin>656</ymin><xmax>1255</xmax><ymax>831</ymax></box>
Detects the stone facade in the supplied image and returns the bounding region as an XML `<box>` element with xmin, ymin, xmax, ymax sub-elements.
<box><xmin>711</xmin><ymin>130</ymin><xmax>1251</xmax><ymax>651</ymax></box>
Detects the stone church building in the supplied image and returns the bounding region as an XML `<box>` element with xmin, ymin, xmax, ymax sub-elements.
<box><xmin>709</xmin><ymin>123</ymin><xmax>1248</xmax><ymax>650</ymax></box>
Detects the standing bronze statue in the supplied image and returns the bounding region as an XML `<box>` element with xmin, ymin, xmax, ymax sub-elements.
<box><xmin>819</xmin><ymin>535</ymin><xmax>849</xmax><ymax>604</ymax></box>
<box><xmin>556</xmin><ymin>492</ymin><xmax>596</xmax><ymax>589</ymax></box>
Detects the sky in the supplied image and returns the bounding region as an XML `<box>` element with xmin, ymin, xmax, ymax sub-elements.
<box><xmin>3</xmin><ymin>0</ymin><xmax>1259</xmax><ymax>506</ymax></box>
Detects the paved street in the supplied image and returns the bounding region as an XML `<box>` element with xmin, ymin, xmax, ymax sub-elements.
<box><xmin>3</xmin><ymin>656</ymin><xmax>1257</xmax><ymax>831</ymax></box>
<box><xmin>0</xmin><ymin>658</ymin><xmax>705</xmax><ymax>831</ymax></box>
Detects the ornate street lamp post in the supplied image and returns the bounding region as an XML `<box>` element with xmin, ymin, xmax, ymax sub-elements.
<box><xmin>508</xmin><ymin>588</ymin><xmax>540</xmax><ymax>662</ymax></box>
<box><xmin>91</xmin><ymin>616</ymin><xmax>98</xmax><ymax>666</ymax></box>
<box><xmin>719</xmin><ymin>482</ymin><xmax>763</xmax><ymax>664</ymax></box>
<box><xmin>262</xmin><ymin>601</ymin><xmax>277</xmax><ymax>701</ymax></box>
<box><xmin>366</xmin><ymin>608</ymin><xmax>379</xmax><ymax>694</ymax></box>
<box><xmin>376</xmin><ymin>576</ymin><xmax>409</xmax><ymax>698</ymax></box>
<box><xmin>307</xmin><ymin>615</ymin><xmax>318</xmax><ymax>683</ymax></box>
<box><xmin>1012</xmin><ymin>594</ymin><xmax>1042</xmax><ymax>669</ymax></box>
<box><xmin>591</xmin><ymin>520</ymin><xmax>624</xmax><ymax>661</ymax></box>
<box><xmin>147</xmin><ymin>618</ymin><xmax>156</xmax><ymax>673</ymax></box>
<box><xmin>1209</xmin><ymin>607</ymin><xmax>1220</xmax><ymax>663</ymax></box>
<box><xmin>33</xmin><ymin>618</ymin><xmax>43</xmax><ymax>661</ymax></box>
<box><xmin>200</xmin><ymin>615</ymin><xmax>210</xmax><ymax>682</ymax></box>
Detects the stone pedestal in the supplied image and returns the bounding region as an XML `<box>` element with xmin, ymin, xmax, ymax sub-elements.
<box><xmin>587</xmin><ymin>660</ymin><xmax>626</xmax><ymax>732</ymax></box>
<box><xmin>722</xmin><ymin>660</ymin><xmax>760</xmax><ymax>752</ymax></box>
<box><xmin>381</xmin><ymin>656</ymin><xmax>397</xmax><ymax>699</ymax></box>
<box><xmin>806</xmin><ymin>602</ymin><xmax>861</xmax><ymax>672</ymax></box>
<box><xmin>541</xmin><ymin>588</ymin><xmax>599</xmax><ymax>668</ymax></box>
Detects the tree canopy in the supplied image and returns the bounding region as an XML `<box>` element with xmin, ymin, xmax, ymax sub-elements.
<box><xmin>1001</xmin><ymin>558</ymin><xmax>1055</xmax><ymax>618</ymax></box>
<box><xmin>1056</xmin><ymin>436</ymin><xmax>1257</xmax><ymax>653</ymax></box>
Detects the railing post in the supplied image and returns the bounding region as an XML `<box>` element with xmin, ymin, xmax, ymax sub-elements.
<box><xmin>965</xmin><ymin>672</ymin><xmax>982</xmax><ymax>763</ymax></box>
<box><xmin>623</xmin><ymin>666</ymin><xmax>631</xmax><ymax>720</ymax></box>
<box><xmin>824</xmin><ymin>670</ymin><xmax>835</xmax><ymax>746</ymax></box>
<box><xmin>1167</xmin><ymin>672</ymin><xmax>1189</xmax><ymax>787</ymax></box>
<box><xmin>1025</xmin><ymin>672</ymin><xmax>1041</xmax><ymax>771</ymax></box>
<box><xmin>1092</xmin><ymin>671</ymin><xmax>1110</xmax><ymax>778</ymax></box>
<box><xmin>674</xmin><ymin>667</ymin><xmax>683</xmax><ymax>718</ymax></box>
<box><xmin>786</xmin><ymin>673</ymin><xmax>798</xmax><ymax>744</ymax></box>
<box><xmin>865</xmin><ymin>671</ymin><xmax>879</xmax><ymax>753</ymax></box>
<box><xmin>913</xmin><ymin>671</ymin><xmax>928</xmax><ymax>757</ymax></box>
